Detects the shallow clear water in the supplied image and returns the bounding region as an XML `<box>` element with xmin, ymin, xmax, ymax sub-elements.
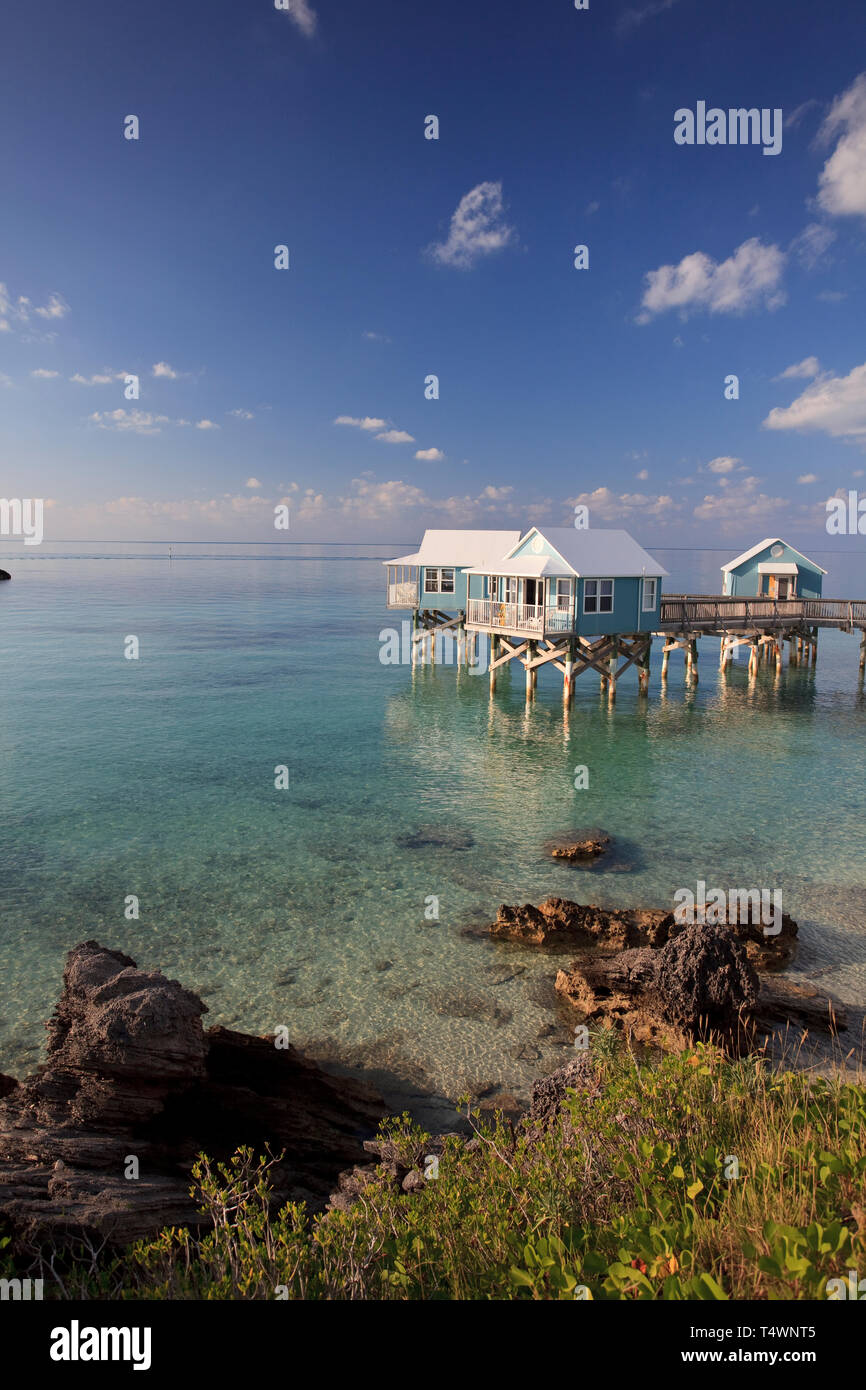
<box><xmin>1</xmin><ymin>543</ymin><xmax>865</xmax><ymax>1121</ymax></box>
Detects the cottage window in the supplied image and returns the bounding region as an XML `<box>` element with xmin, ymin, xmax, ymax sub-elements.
<box><xmin>440</xmin><ymin>567</ymin><xmax>455</xmax><ymax>594</ymax></box>
<box><xmin>424</xmin><ymin>568</ymin><xmax>441</xmax><ymax>593</ymax></box>
<box><xmin>642</xmin><ymin>577</ymin><xmax>658</xmax><ymax>611</ymax></box>
<box><xmin>584</xmin><ymin>578</ymin><xmax>614</xmax><ymax>614</ymax></box>
<box><xmin>555</xmin><ymin>578</ymin><xmax>573</xmax><ymax>609</ymax></box>
<box><xmin>505</xmin><ymin>577</ymin><xmax>518</xmax><ymax>604</ymax></box>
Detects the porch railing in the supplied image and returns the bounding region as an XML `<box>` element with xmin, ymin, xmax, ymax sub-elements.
<box><xmin>387</xmin><ymin>581</ymin><xmax>420</xmax><ymax>608</ymax></box>
<box><xmin>466</xmin><ymin>598</ymin><xmax>575</xmax><ymax>635</ymax></box>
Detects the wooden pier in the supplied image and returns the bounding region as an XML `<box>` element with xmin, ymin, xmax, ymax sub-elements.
<box><xmin>406</xmin><ymin>593</ymin><xmax>866</xmax><ymax>702</ymax></box>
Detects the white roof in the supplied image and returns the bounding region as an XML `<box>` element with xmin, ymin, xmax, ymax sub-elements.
<box><xmin>467</xmin><ymin>526</ymin><xmax>667</xmax><ymax>579</ymax></box>
<box><xmin>721</xmin><ymin>538</ymin><xmax>828</xmax><ymax>575</ymax></box>
<box><xmin>757</xmin><ymin>561</ymin><xmax>798</xmax><ymax>575</ymax></box>
<box><xmin>465</xmin><ymin>555</ymin><xmax>563</xmax><ymax>578</ymax></box>
<box><xmin>383</xmin><ymin>529</ymin><xmax>521</xmax><ymax>568</ymax></box>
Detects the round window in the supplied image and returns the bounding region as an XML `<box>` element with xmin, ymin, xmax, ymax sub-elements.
<box><xmin>770</xmin><ymin>543</ymin><xmax>785</xmax><ymax>558</ymax></box>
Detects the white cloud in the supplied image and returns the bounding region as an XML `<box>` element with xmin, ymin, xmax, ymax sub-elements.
<box><xmin>764</xmin><ymin>361</ymin><xmax>866</xmax><ymax>442</ymax></box>
<box><xmin>706</xmin><ymin>456</ymin><xmax>742</xmax><ymax>474</ymax></box>
<box><xmin>89</xmin><ymin>409</ymin><xmax>169</xmax><ymax>435</ymax></box>
<box><xmin>334</xmin><ymin>415</ymin><xmax>387</xmax><ymax>431</ymax></box>
<box><xmin>817</xmin><ymin>289</ymin><xmax>847</xmax><ymax>302</ymax></box>
<box><xmin>415</xmin><ymin>447</ymin><xmax>444</xmax><ymax>461</ymax></box>
<box><xmin>564</xmin><ymin>486</ymin><xmax>680</xmax><ymax>523</ymax></box>
<box><xmin>70</xmin><ymin>370</ymin><xmax>121</xmax><ymax>385</ymax></box>
<box><xmin>693</xmin><ymin>474</ymin><xmax>793</xmax><ymax>530</ymax></box>
<box><xmin>637</xmin><ymin>238</ymin><xmax>786</xmax><ymax>321</ymax></box>
<box><xmin>775</xmin><ymin>356</ymin><xmax>821</xmax><ymax>380</ymax></box>
<box><xmin>427</xmin><ymin>181</ymin><xmax>517</xmax><ymax>270</ymax></box>
<box><xmin>281</xmin><ymin>0</ymin><xmax>317</xmax><ymax>37</ymax></box>
<box><xmin>31</xmin><ymin>368</ymin><xmax>59</xmax><ymax>378</ymax></box>
<box><xmin>785</xmin><ymin>98</ymin><xmax>821</xmax><ymax>130</ymax></box>
<box><xmin>87</xmin><ymin>409</ymin><xmax>220</xmax><ymax>435</ymax></box>
<box><xmin>245</xmin><ymin>477</ymin><xmax>262</xmax><ymax>488</ymax></box>
<box><xmin>0</xmin><ymin>283</ymin><xmax>68</xmax><ymax>332</ymax></box>
<box><xmin>798</xmin><ymin>473</ymin><xmax>818</xmax><ymax>484</ymax></box>
<box><xmin>34</xmin><ymin>293</ymin><xmax>69</xmax><ymax>320</ymax></box>
<box><xmin>617</xmin><ymin>0</ymin><xmax>680</xmax><ymax>36</ymax></box>
<box><xmin>152</xmin><ymin>361</ymin><xmax>179</xmax><ymax>379</ymax></box>
<box><xmin>789</xmin><ymin>222</ymin><xmax>835</xmax><ymax>269</ymax></box>
<box><xmin>817</xmin><ymin>72</ymin><xmax>866</xmax><ymax>218</ymax></box>
<box><xmin>636</xmin><ymin>468</ymin><xmax>649</xmax><ymax>480</ymax></box>
<box><xmin>362</xmin><ymin>330</ymin><xmax>390</xmax><ymax>342</ymax></box>
<box><xmin>228</xmin><ymin>408</ymin><xmax>254</xmax><ymax>420</ymax></box>
<box><xmin>376</xmin><ymin>429</ymin><xmax>415</xmax><ymax>444</ymax></box>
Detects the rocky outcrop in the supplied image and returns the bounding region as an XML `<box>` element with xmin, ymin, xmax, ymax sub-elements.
<box><xmin>555</xmin><ymin>923</ymin><xmax>844</xmax><ymax>1048</ymax></box>
<box><xmin>528</xmin><ymin>1054</ymin><xmax>603</xmax><ymax>1128</ymax></box>
<box><xmin>0</xmin><ymin>942</ymin><xmax>385</xmax><ymax>1250</ymax></box>
<box><xmin>655</xmin><ymin>924</ymin><xmax>759</xmax><ymax>1033</ymax></box>
<box><xmin>491</xmin><ymin>897</ymin><xmax>677</xmax><ymax>949</ymax></box>
<box><xmin>545</xmin><ymin>831</ymin><xmax>611</xmax><ymax>862</ymax></box>
<box><xmin>490</xmin><ymin>895</ymin><xmax>797</xmax><ymax>968</ymax></box>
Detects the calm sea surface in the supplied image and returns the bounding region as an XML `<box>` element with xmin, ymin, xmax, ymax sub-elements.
<box><xmin>2</xmin><ymin>542</ymin><xmax>865</xmax><ymax>1119</ymax></box>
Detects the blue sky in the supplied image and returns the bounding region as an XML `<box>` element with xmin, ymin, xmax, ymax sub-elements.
<box><xmin>1</xmin><ymin>0</ymin><xmax>865</xmax><ymax>546</ymax></box>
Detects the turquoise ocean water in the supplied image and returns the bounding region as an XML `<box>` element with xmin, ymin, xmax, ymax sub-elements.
<box><xmin>1</xmin><ymin>542</ymin><xmax>864</xmax><ymax>1120</ymax></box>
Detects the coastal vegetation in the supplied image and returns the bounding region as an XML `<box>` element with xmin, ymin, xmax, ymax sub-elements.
<box><xmin>9</xmin><ymin>1039</ymin><xmax>863</xmax><ymax>1302</ymax></box>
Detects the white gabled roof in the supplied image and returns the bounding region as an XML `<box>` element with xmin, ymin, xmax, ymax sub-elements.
<box><xmin>383</xmin><ymin>529</ymin><xmax>521</xmax><ymax>568</ymax></box>
<box><xmin>721</xmin><ymin>538</ymin><xmax>828</xmax><ymax>575</ymax></box>
<box><xmin>467</xmin><ymin>526</ymin><xmax>667</xmax><ymax>579</ymax></box>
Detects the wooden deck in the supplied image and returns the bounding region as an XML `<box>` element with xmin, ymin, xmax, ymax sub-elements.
<box><xmin>659</xmin><ymin>595</ymin><xmax>866</xmax><ymax>633</ymax></box>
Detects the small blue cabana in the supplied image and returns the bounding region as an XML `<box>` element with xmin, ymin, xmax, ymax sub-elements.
<box><xmin>721</xmin><ymin>538</ymin><xmax>826</xmax><ymax>600</ymax></box>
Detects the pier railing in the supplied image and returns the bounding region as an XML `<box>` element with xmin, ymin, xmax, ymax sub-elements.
<box><xmin>660</xmin><ymin>596</ymin><xmax>866</xmax><ymax>630</ymax></box>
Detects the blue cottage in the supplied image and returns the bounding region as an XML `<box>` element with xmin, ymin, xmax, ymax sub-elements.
<box><xmin>463</xmin><ymin>525</ymin><xmax>668</xmax><ymax>639</ymax></box>
<box><xmin>721</xmin><ymin>538</ymin><xmax>826</xmax><ymax>600</ymax></box>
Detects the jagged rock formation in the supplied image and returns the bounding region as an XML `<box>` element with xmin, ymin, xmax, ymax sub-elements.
<box><xmin>554</xmin><ymin>923</ymin><xmax>845</xmax><ymax>1049</ymax></box>
<box><xmin>491</xmin><ymin>897</ymin><xmax>676</xmax><ymax>949</ymax></box>
<box><xmin>655</xmin><ymin>923</ymin><xmax>759</xmax><ymax>1032</ymax></box>
<box><xmin>0</xmin><ymin>942</ymin><xmax>385</xmax><ymax>1250</ymax></box>
<box><xmin>490</xmin><ymin>894</ymin><xmax>797</xmax><ymax>968</ymax></box>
